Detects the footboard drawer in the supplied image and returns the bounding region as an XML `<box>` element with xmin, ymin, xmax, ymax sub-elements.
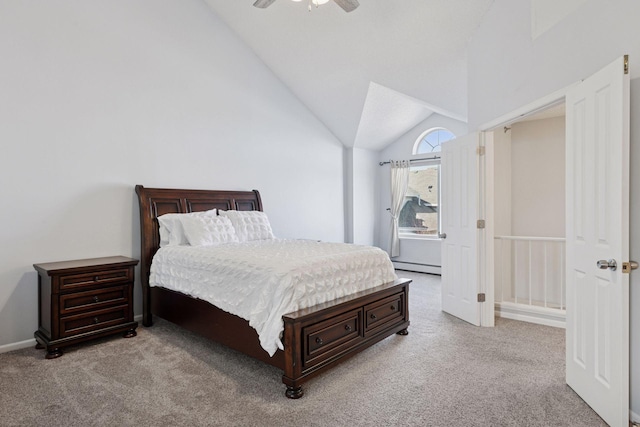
<box><xmin>364</xmin><ymin>292</ymin><xmax>404</xmax><ymax>335</ymax></box>
<box><xmin>302</xmin><ymin>309</ymin><xmax>362</xmax><ymax>368</ymax></box>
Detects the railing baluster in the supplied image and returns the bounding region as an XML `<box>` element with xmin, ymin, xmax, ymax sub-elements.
<box><xmin>543</xmin><ymin>242</ymin><xmax>548</xmax><ymax>308</ymax></box>
<box><xmin>500</xmin><ymin>239</ymin><xmax>504</xmax><ymax>303</ymax></box>
<box><xmin>514</xmin><ymin>241</ymin><xmax>518</xmax><ymax>305</ymax></box>
<box><xmin>528</xmin><ymin>240</ymin><xmax>532</xmax><ymax>306</ymax></box>
<box><xmin>560</xmin><ymin>243</ymin><xmax>565</xmax><ymax>310</ymax></box>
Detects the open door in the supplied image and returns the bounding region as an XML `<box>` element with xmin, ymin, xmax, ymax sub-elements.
<box><xmin>565</xmin><ymin>55</ymin><xmax>630</xmax><ymax>426</ymax></box>
<box><xmin>440</xmin><ymin>133</ymin><xmax>481</xmax><ymax>326</ymax></box>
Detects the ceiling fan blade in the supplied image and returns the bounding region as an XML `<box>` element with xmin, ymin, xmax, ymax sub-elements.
<box><xmin>333</xmin><ymin>0</ymin><xmax>359</xmax><ymax>12</ymax></box>
<box><xmin>253</xmin><ymin>0</ymin><xmax>276</xmax><ymax>8</ymax></box>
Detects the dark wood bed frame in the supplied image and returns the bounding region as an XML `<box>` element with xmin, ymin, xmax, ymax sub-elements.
<box><xmin>135</xmin><ymin>185</ymin><xmax>410</xmax><ymax>398</ymax></box>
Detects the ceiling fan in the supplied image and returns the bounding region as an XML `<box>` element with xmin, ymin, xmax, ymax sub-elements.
<box><xmin>253</xmin><ymin>0</ymin><xmax>360</xmax><ymax>13</ymax></box>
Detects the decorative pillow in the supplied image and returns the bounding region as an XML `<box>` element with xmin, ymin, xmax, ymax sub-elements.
<box><xmin>158</xmin><ymin>209</ymin><xmax>217</xmax><ymax>247</ymax></box>
<box><xmin>181</xmin><ymin>215</ymin><xmax>239</xmax><ymax>246</ymax></box>
<box><xmin>218</xmin><ymin>210</ymin><xmax>275</xmax><ymax>242</ymax></box>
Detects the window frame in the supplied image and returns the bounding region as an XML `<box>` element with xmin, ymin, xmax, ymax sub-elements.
<box><xmin>398</xmin><ymin>158</ymin><xmax>441</xmax><ymax>240</ymax></box>
<box><xmin>413</xmin><ymin>127</ymin><xmax>456</xmax><ymax>155</ymax></box>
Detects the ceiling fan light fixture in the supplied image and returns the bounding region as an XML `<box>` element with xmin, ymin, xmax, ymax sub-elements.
<box><xmin>253</xmin><ymin>0</ymin><xmax>359</xmax><ymax>12</ymax></box>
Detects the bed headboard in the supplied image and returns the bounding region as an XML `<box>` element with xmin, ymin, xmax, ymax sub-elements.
<box><xmin>134</xmin><ymin>185</ymin><xmax>263</xmax><ymax>325</ymax></box>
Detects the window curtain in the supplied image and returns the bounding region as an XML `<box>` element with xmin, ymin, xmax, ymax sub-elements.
<box><xmin>389</xmin><ymin>160</ymin><xmax>410</xmax><ymax>258</ymax></box>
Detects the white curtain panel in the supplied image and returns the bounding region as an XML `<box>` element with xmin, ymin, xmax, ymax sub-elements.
<box><xmin>389</xmin><ymin>160</ymin><xmax>410</xmax><ymax>258</ymax></box>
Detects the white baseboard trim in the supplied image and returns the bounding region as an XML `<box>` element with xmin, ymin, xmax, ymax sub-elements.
<box><xmin>630</xmin><ymin>409</ymin><xmax>640</xmax><ymax>425</ymax></box>
<box><xmin>393</xmin><ymin>262</ymin><xmax>441</xmax><ymax>275</ymax></box>
<box><xmin>134</xmin><ymin>314</ymin><xmax>143</xmax><ymax>322</ymax></box>
<box><xmin>0</xmin><ymin>338</ymin><xmax>36</xmax><ymax>354</ymax></box>
<box><xmin>495</xmin><ymin>302</ymin><xmax>566</xmax><ymax>329</ymax></box>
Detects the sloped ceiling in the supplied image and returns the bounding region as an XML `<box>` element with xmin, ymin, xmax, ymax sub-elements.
<box><xmin>203</xmin><ymin>0</ymin><xmax>494</xmax><ymax>149</ymax></box>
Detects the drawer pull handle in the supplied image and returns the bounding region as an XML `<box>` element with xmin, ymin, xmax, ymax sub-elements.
<box><xmin>370</xmin><ymin>313</ymin><xmax>377</xmax><ymax>320</ymax></box>
<box><xmin>93</xmin><ymin>317</ymin><xmax>99</xmax><ymax>324</ymax></box>
<box><xmin>93</xmin><ymin>296</ymin><xmax>100</xmax><ymax>303</ymax></box>
<box><xmin>344</xmin><ymin>324</ymin><xmax>352</xmax><ymax>332</ymax></box>
<box><xmin>315</xmin><ymin>337</ymin><xmax>323</xmax><ymax>345</ymax></box>
<box><xmin>390</xmin><ymin>305</ymin><xmax>396</xmax><ymax>311</ymax></box>
<box><xmin>94</xmin><ymin>276</ymin><xmax>99</xmax><ymax>282</ymax></box>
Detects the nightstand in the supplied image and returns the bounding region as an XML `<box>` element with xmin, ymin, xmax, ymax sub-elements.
<box><xmin>33</xmin><ymin>256</ymin><xmax>138</xmax><ymax>359</ymax></box>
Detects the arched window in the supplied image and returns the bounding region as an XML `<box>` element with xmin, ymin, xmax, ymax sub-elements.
<box><xmin>413</xmin><ymin>128</ymin><xmax>456</xmax><ymax>154</ymax></box>
<box><xmin>398</xmin><ymin>128</ymin><xmax>455</xmax><ymax>238</ymax></box>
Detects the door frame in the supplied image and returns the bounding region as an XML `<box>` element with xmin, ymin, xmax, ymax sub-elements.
<box><xmin>477</xmin><ymin>83</ymin><xmax>578</xmax><ymax>328</ymax></box>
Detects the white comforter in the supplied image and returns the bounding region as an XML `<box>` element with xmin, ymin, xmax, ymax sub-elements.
<box><xmin>149</xmin><ymin>239</ymin><xmax>397</xmax><ymax>356</ymax></box>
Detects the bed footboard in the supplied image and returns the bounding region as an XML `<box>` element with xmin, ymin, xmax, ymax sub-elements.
<box><xmin>281</xmin><ymin>278</ymin><xmax>410</xmax><ymax>398</ymax></box>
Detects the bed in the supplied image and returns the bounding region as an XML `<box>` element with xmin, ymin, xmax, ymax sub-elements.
<box><xmin>135</xmin><ymin>185</ymin><xmax>410</xmax><ymax>398</ymax></box>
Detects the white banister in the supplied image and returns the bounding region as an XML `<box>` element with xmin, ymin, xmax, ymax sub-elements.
<box><xmin>494</xmin><ymin>235</ymin><xmax>566</xmax><ymax>328</ymax></box>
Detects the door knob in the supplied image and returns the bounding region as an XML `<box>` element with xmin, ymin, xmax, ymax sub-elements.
<box><xmin>597</xmin><ymin>259</ymin><xmax>617</xmax><ymax>271</ymax></box>
<box><xmin>438</xmin><ymin>233</ymin><xmax>447</xmax><ymax>239</ymax></box>
<box><xmin>622</xmin><ymin>261</ymin><xmax>639</xmax><ymax>273</ymax></box>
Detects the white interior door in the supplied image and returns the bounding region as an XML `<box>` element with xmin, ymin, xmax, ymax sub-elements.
<box><xmin>565</xmin><ymin>55</ymin><xmax>630</xmax><ymax>427</ymax></box>
<box><xmin>440</xmin><ymin>133</ymin><xmax>481</xmax><ymax>326</ymax></box>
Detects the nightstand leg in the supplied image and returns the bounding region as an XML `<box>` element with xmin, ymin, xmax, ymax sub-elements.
<box><xmin>35</xmin><ymin>342</ymin><xmax>44</xmax><ymax>350</ymax></box>
<box><xmin>397</xmin><ymin>328</ymin><xmax>409</xmax><ymax>336</ymax></box>
<box><xmin>285</xmin><ymin>386</ymin><xmax>304</xmax><ymax>399</ymax></box>
<box><xmin>123</xmin><ymin>329</ymin><xmax>137</xmax><ymax>338</ymax></box>
<box><xmin>45</xmin><ymin>348</ymin><xmax>63</xmax><ymax>359</ymax></box>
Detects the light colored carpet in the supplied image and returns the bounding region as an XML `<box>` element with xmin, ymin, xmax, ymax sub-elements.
<box><xmin>0</xmin><ymin>271</ymin><xmax>606</xmax><ymax>426</ymax></box>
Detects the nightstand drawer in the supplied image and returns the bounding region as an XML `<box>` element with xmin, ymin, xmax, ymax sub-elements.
<box><xmin>59</xmin><ymin>286</ymin><xmax>129</xmax><ymax>315</ymax></box>
<box><xmin>59</xmin><ymin>268</ymin><xmax>132</xmax><ymax>292</ymax></box>
<box><xmin>60</xmin><ymin>306</ymin><xmax>128</xmax><ymax>338</ymax></box>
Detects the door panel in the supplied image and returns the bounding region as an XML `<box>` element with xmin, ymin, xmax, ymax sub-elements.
<box><xmin>441</xmin><ymin>133</ymin><xmax>480</xmax><ymax>326</ymax></box>
<box><xmin>565</xmin><ymin>55</ymin><xmax>630</xmax><ymax>427</ymax></box>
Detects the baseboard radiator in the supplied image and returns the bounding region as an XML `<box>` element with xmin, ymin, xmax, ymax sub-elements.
<box><xmin>494</xmin><ymin>236</ymin><xmax>566</xmax><ymax>328</ymax></box>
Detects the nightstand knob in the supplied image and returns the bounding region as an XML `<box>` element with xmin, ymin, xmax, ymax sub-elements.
<box><xmin>370</xmin><ymin>313</ymin><xmax>377</xmax><ymax>320</ymax></box>
<box><xmin>390</xmin><ymin>305</ymin><xmax>396</xmax><ymax>311</ymax></box>
<box><xmin>345</xmin><ymin>324</ymin><xmax>352</xmax><ymax>332</ymax></box>
<box><xmin>315</xmin><ymin>337</ymin><xmax>323</xmax><ymax>345</ymax></box>
<box><xmin>93</xmin><ymin>317</ymin><xmax>99</xmax><ymax>324</ymax></box>
<box><xmin>93</xmin><ymin>276</ymin><xmax>99</xmax><ymax>282</ymax></box>
<box><xmin>93</xmin><ymin>296</ymin><xmax>99</xmax><ymax>303</ymax></box>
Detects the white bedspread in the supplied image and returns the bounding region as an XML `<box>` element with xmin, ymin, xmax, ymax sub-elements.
<box><xmin>149</xmin><ymin>239</ymin><xmax>397</xmax><ymax>356</ymax></box>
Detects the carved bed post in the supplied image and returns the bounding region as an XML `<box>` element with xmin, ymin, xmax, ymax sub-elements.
<box><xmin>135</xmin><ymin>185</ymin><xmax>154</xmax><ymax>327</ymax></box>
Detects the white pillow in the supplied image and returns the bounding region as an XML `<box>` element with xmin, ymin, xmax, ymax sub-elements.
<box><xmin>218</xmin><ymin>210</ymin><xmax>275</xmax><ymax>242</ymax></box>
<box><xmin>181</xmin><ymin>215</ymin><xmax>239</xmax><ymax>246</ymax></box>
<box><xmin>158</xmin><ymin>209</ymin><xmax>217</xmax><ymax>247</ymax></box>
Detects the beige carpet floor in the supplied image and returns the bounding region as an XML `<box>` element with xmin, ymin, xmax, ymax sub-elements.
<box><xmin>0</xmin><ymin>271</ymin><xmax>606</xmax><ymax>426</ymax></box>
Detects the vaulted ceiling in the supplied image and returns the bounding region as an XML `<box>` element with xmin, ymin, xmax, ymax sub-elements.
<box><xmin>203</xmin><ymin>0</ymin><xmax>494</xmax><ymax>150</ymax></box>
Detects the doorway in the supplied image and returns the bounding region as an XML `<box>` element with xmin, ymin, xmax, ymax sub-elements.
<box><xmin>489</xmin><ymin>103</ymin><xmax>567</xmax><ymax>328</ymax></box>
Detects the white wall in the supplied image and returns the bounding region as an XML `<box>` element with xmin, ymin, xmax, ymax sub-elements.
<box><xmin>0</xmin><ymin>1</ymin><xmax>344</xmax><ymax>348</ymax></box>
<box><xmin>468</xmin><ymin>0</ymin><xmax>640</xmax><ymax>417</ymax></box>
<box><xmin>375</xmin><ymin>114</ymin><xmax>468</xmax><ymax>272</ymax></box>
<box><xmin>352</xmin><ymin>148</ymin><xmax>378</xmax><ymax>246</ymax></box>
<box><xmin>510</xmin><ymin>117</ymin><xmax>565</xmax><ymax>237</ymax></box>
<box><xmin>493</xmin><ymin>128</ymin><xmax>512</xmax><ymax>237</ymax></box>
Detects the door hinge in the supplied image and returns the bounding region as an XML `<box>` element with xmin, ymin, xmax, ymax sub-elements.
<box><xmin>624</xmin><ymin>54</ymin><xmax>629</xmax><ymax>75</ymax></box>
<box><xmin>477</xmin><ymin>219</ymin><xmax>485</xmax><ymax>229</ymax></box>
<box><xmin>477</xmin><ymin>293</ymin><xmax>486</xmax><ymax>303</ymax></box>
<box><xmin>622</xmin><ymin>261</ymin><xmax>638</xmax><ymax>274</ymax></box>
<box><xmin>476</xmin><ymin>146</ymin><xmax>486</xmax><ymax>156</ymax></box>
